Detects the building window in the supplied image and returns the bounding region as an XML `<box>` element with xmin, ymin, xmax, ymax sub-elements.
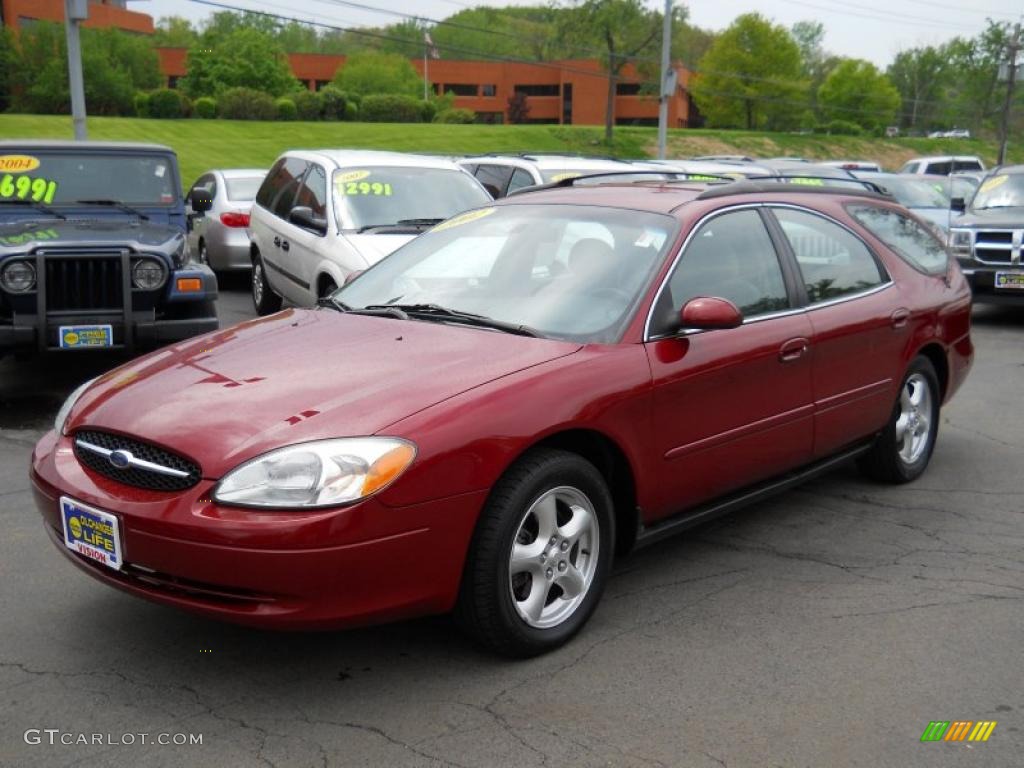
<box><xmin>444</xmin><ymin>84</ymin><xmax>479</xmax><ymax>96</ymax></box>
<box><xmin>615</xmin><ymin>82</ymin><xmax>643</xmax><ymax>96</ymax></box>
<box><xmin>615</xmin><ymin>117</ymin><xmax>658</xmax><ymax>126</ymax></box>
<box><xmin>167</xmin><ymin>76</ymin><xmax>179</xmax><ymax>89</ymax></box>
<box><xmin>481</xmin><ymin>84</ymin><xmax>497</xmax><ymax>97</ymax></box>
<box><xmin>514</xmin><ymin>84</ymin><xmax>560</xmax><ymax>97</ymax></box>
<box><xmin>476</xmin><ymin>112</ymin><xmax>504</xmax><ymax>124</ymax></box>
<box><xmin>524</xmin><ymin>117</ymin><xmax>559</xmax><ymax>124</ymax></box>
<box><xmin>314</xmin><ymin>80</ymin><xmax>330</xmax><ymax>91</ymax></box>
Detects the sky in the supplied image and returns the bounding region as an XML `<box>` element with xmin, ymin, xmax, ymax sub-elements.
<box><xmin>134</xmin><ymin>0</ymin><xmax>1023</xmax><ymax>67</ymax></box>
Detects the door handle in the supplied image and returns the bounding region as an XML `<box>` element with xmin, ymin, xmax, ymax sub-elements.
<box><xmin>273</xmin><ymin>236</ymin><xmax>281</xmax><ymax>248</ymax></box>
<box><xmin>891</xmin><ymin>308</ymin><xmax>911</xmax><ymax>329</ymax></box>
<box><xmin>779</xmin><ymin>337</ymin><xmax>809</xmax><ymax>363</ymax></box>
<box><xmin>281</xmin><ymin>240</ymin><xmax>290</xmax><ymax>252</ymax></box>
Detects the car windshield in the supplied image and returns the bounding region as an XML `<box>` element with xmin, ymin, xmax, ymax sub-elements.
<box><xmin>335</xmin><ymin>204</ymin><xmax>677</xmax><ymax>343</ymax></box>
<box><xmin>0</xmin><ymin>150</ymin><xmax>176</xmax><ymax>205</ymax></box>
<box><xmin>225</xmin><ymin>176</ymin><xmax>263</xmax><ymax>201</ymax></box>
<box><xmin>332</xmin><ymin>166</ymin><xmax>489</xmax><ymax>230</ymax></box>
<box><xmin>970</xmin><ymin>174</ymin><xmax>1024</xmax><ymax>209</ymax></box>
<box><xmin>876</xmin><ymin>177</ymin><xmax>950</xmax><ymax>208</ymax></box>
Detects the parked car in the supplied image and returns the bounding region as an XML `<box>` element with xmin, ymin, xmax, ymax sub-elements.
<box><xmin>185</xmin><ymin>168</ymin><xmax>267</xmax><ymax>274</ymax></box>
<box><xmin>647</xmin><ymin>159</ymin><xmax>773</xmax><ymax>179</ymax></box>
<box><xmin>948</xmin><ymin>166</ymin><xmax>1024</xmax><ymax>303</ymax></box>
<box><xmin>854</xmin><ymin>172</ymin><xmax>962</xmax><ymax>233</ymax></box>
<box><xmin>458</xmin><ymin>153</ymin><xmax>656</xmax><ymax>198</ymax></box>
<box><xmin>248</xmin><ymin>150</ymin><xmax>491</xmax><ymax>314</ymax></box>
<box><xmin>32</xmin><ymin>177</ymin><xmax>973</xmax><ymax>656</ymax></box>
<box><xmin>899</xmin><ymin>156</ymin><xmax>985</xmax><ymax>176</ymax></box>
<box><xmin>0</xmin><ymin>140</ymin><xmax>217</xmax><ymax>357</ymax></box>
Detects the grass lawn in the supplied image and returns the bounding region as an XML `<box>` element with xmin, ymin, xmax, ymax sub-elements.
<box><xmin>0</xmin><ymin>114</ymin><xmax>1018</xmax><ymax>185</ymax></box>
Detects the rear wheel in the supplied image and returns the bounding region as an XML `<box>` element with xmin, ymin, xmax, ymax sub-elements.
<box><xmin>456</xmin><ymin>448</ymin><xmax>615</xmax><ymax>657</ymax></box>
<box><xmin>858</xmin><ymin>356</ymin><xmax>940</xmax><ymax>483</ymax></box>
<box><xmin>318</xmin><ymin>276</ymin><xmax>338</xmax><ymax>299</ymax></box>
<box><xmin>251</xmin><ymin>251</ymin><xmax>282</xmax><ymax>316</ymax></box>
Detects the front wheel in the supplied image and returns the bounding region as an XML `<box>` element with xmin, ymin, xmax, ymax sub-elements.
<box><xmin>858</xmin><ymin>356</ymin><xmax>940</xmax><ymax>483</ymax></box>
<box><xmin>251</xmin><ymin>251</ymin><xmax>282</xmax><ymax>316</ymax></box>
<box><xmin>457</xmin><ymin>449</ymin><xmax>615</xmax><ymax>657</ymax></box>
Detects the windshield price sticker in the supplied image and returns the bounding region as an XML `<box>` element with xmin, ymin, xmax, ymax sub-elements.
<box><xmin>340</xmin><ymin>180</ymin><xmax>393</xmax><ymax>196</ymax></box>
<box><xmin>0</xmin><ymin>154</ymin><xmax>40</xmax><ymax>173</ymax></box>
<box><xmin>789</xmin><ymin>177</ymin><xmax>825</xmax><ymax>187</ymax></box>
<box><xmin>980</xmin><ymin>175</ymin><xmax>1008</xmax><ymax>193</ymax></box>
<box><xmin>0</xmin><ymin>173</ymin><xmax>58</xmax><ymax>204</ymax></box>
<box><xmin>549</xmin><ymin>172</ymin><xmax>582</xmax><ymax>183</ymax></box>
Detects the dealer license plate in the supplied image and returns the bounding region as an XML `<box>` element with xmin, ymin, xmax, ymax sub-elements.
<box><xmin>61</xmin><ymin>496</ymin><xmax>122</xmax><ymax>571</ymax></box>
<box><xmin>994</xmin><ymin>271</ymin><xmax>1024</xmax><ymax>290</ymax></box>
<box><xmin>58</xmin><ymin>325</ymin><xmax>113</xmax><ymax>349</ymax></box>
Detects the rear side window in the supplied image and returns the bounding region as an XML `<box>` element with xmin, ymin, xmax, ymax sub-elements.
<box><xmin>507</xmin><ymin>168</ymin><xmax>535</xmax><ymax>194</ymax></box>
<box><xmin>924</xmin><ymin>161</ymin><xmax>952</xmax><ymax>176</ymax></box>
<box><xmin>953</xmin><ymin>159</ymin><xmax>983</xmax><ymax>172</ymax></box>
<box><xmin>846</xmin><ymin>205</ymin><xmax>948</xmax><ymax>275</ymax></box>
<box><xmin>295</xmin><ymin>163</ymin><xmax>328</xmax><ymax>219</ymax></box>
<box><xmin>256</xmin><ymin>157</ymin><xmax>307</xmax><ymax>216</ymax></box>
<box><xmin>773</xmin><ymin>208</ymin><xmax>886</xmax><ymax>303</ymax></box>
<box><xmin>473</xmin><ymin>164</ymin><xmax>514</xmax><ymax>197</ymax></box>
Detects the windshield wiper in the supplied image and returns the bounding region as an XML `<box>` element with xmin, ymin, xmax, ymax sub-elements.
<box><xmin>364</xmin><ymin>303</ymin><xmax>541</xmax><ymax>337</ymax></box>
<box><xmin>75</xmin><ymin>199</ymin><xmax>150</xmax><ymax>221</ymax></box>
<box><xmin>356</xmin><ymin>218</ymin><xmax>443</xmax><ymax>234</ymax></box>
<box><xmin>0</xmin><ymin>199</ymin><xmax>67</xmax><ymax>220</ymax></box>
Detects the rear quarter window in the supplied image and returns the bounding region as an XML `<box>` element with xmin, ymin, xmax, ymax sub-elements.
<box><xmin>846</xmin><ymin>204</ymin><xmax>948</xmax><ymax>275</ymax></box>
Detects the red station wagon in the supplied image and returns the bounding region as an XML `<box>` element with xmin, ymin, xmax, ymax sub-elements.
<box><xmin>31</xmin><ymin>178</ymin><xmax>974</xmax><ymax>656</ymax></box>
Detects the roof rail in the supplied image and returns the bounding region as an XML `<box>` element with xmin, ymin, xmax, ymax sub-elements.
<box><xmin>505</xmin><ymin>169</ymin><xmax>736</xmax><ymax>197</ymax></box>
<box><xmin>696</xmin><ymin>176</ymin><xmax>893</xmax><ymax>201</ymax></box>
<box><xmin>743</xmin><ymin>174</ymin><xmax>889</xmax><ymax>195</ymax></box>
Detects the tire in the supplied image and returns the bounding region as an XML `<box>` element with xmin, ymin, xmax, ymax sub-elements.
<box><xmin>251</xmin><ymin>251</ymin><xmax>282</xmax><ymax>316</ymax></box>
<box><xmin>858</xmin><ymin>356</ymin><xmax>940</xmax><ymax>484</ymax></box>
<box><xmin>197</xmin><ymin>239</ymin><xmax>209</xmax><ymax>267</ymax></box>
<box><xmin>318</xmin><ymin>276</ymin><xmax>338</xmax><ymax>299</ymax></box>
<box><xmin>456</xmin><ymin>448</ymin><xmax>615</xmax><ymax>657</ymax></box>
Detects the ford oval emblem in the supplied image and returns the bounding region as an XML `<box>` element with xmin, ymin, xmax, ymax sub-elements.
<box><xmin>109</xmin><ymin>449</ymin><xmax>133</xmax><ymax>470</ymax></box>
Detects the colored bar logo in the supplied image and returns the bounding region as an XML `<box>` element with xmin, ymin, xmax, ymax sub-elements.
<box><xmin>921</xmin><ymin>721</ymin><xmax>997</xmax><ymax>742</ymax></box>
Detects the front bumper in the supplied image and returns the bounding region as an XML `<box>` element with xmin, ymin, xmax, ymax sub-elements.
<box><xmin>0</xmin><ymin>312</ymin><xmax>219</xmax><ymax>351</ymax></box>
<box><xmin>30</xmin><ymin>430</ymin><xmax>483</xmax><ymax>630</ymax></box>
<box><xmin>961</xmin><ymin>265</ymin><xmax>1024</xmax><ymax>305</ymax></box>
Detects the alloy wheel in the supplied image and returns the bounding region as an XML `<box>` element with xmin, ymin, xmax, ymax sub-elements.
<box><xmin>896</xmin><ymin>372</ymin><xmax>932</xmax><ymax>464</ymax></box>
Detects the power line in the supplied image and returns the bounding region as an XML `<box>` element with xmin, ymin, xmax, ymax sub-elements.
<box><xmin>775</xmin><ymin>0</ymin><xmax>988</xmax><ymax>32</ymax></box>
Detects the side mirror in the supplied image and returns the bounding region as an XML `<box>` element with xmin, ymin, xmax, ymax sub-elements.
<box><xmin>289</xmin><ymin>206</ymin><xmax>328</xmax><ymax>235</ymax></box>
<box><xmin>950</xmin><ymin>197</ymin><xmax>966</xmax><ymax>213</ymax></box>
<box><xmin>680</xmin><ymin>296</ymin><xmax>743</xmax><ymax>330</ymax></box>
<box><xmin>189</xmin><ymin>190</ymin><xmax>212</xmax><ymax>214</ymax></box>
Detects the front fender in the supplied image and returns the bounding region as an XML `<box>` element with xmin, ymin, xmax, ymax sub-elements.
<box><xmin>165</xmin><ymin>263</ymin><xmax>219</xmax><ymax>303</ymax></box>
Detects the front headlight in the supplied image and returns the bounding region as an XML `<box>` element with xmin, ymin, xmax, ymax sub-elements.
<box><xmin>54</xmin><ymin>377</ymin><xmax>97</xmax><ymax>435</ymax></box>
<box><xmin>948</xmin><ymin>228</ymin><xmax>972</xmax><ymax>253</ymax></box>
<box><xmin>212</xmin><ymin>437</ymin><xmax>417</xmax><ymax>509</ymax></box>
<box><xmin>131</xmin><ymin>257</ymin><xmax>167</xmax><ymax>290</ymax></box>
<box><xmin>0</xmin><ymin>260</ymin><xmax>36</xmax><ymax>292</ymax></box>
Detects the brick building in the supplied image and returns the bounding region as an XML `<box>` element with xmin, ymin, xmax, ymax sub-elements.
<box><xmin>0</xmin><ymin>0</ymin><xmax>153</xmax><ymax>34</ymax></box>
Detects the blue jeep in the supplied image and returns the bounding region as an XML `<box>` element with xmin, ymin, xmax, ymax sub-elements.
<box><xmin>0</xmin><ymin>140</ymin><xmax>218</xmax><ymax>356</ymax></box>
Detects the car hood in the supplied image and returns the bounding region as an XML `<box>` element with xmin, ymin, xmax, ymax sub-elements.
<box><xmin>68</xmin><ymin>308</ymin><xmax>581</xmax><ymax>477</ymax></box>
<box><xmin>341</xmin><ymin>233</ymin><xmax>416</xmax><ymax>266</ymax></box>
<box><xmin>953</xmin><ymin>208</ymin><xmax>1024</xmax><ymax>229</ymax></box>
<box><xmin>0</xmin><ymin>216</ymin><xmax>182</xmax><ymax>256</ymax></box>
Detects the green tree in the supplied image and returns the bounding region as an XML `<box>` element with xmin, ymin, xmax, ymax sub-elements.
<box><xmin>0</xmin><ymin>27</ymin><xmax>15</xmax><ymax>112</ymax></box>
<box><xmin>939</xmin><ymin>22</ymin><xmax>1013</xmax><ymax>135</ymax></box>
<box><xmin>182</xmin><ymin>27</ymin><xmax>299</xmax><ymax>98</ymax></box>
<box><xmin>153</xmin><ymin>16</ymin><xmax>197</xmax><ymax>48</ymax></box>
<box><xmin>887</xmin><ymin>46</ymin><xmax>951</xmax><ymax>131</ymax></box>
<box><xmin>558</xmin><ymin>0</ymin><xmax>664</xmax><ymax>143</ymax></box>
<box><xmin>333</xmin><ymin>51</ymin><xmax>422</xmax><ymax>98</ymax></box>
<box><xmin>817</xmin><ymin>58</ymin><xmax>900</xmax><ymax>130</ymax></box>
<box><xmin>691</xmin><ymin>14</ymin><xmax>807</xmax><ymax>130</ymax></box>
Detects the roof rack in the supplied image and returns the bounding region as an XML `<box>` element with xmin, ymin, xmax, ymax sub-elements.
<box><xmin>505</xmin><ymin>169</ymin><xmax>736</xmax><ymax>197</ymax></box>
<box><xmin>696</xmin><ymin>175</ymin><xmax>893</xmax><ymax>201</ymax></box>
<box><xmin>744</xmin><ymin>174</ymin><xmax>889</xmax><ymax>194</ymax></box>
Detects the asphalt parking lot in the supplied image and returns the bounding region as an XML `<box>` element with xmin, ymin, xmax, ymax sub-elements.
<box><xmin>1</xmin><ymin>280</ymin><xmax>1022</xmax><ymax>768</ymax></box>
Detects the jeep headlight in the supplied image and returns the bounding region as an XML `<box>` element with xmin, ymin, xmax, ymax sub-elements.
<box><xmin>131</xmin><ymin>257</ymin><xmax>167</xmax><ymax>290</ymax></box>
<box><xmin>948</xmin><ymin>228</ymin><xmax>972</xmax><ymax>254</ymax></box>
<box><xmin>54</xmin><ymin>377</ymin><xmax>97</xmax><ymax>435</ymax></box>
<box><xmin>0</xmin><ymin>260</ymin><xmax>36</xmax><ymax>292</ymax></box>
<box><xmin>212</xmin><ymin>438</ymin><xmax>416</xmax><ymax>509</ymax></box>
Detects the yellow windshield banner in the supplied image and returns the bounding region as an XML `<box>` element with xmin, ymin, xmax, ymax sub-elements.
<box><xmin>0</xmin><ymin>155</ymin><xmax>40</xmax><ymax>173</ymax></box>
<box><xmin>431</xmin><ymin>207</ymin><xmax>496</xmax><ymax>232</ymax></box>
<box><xmin>979</xmin><ymin>174</ymin><xmax>1008</xmax><ymax>193</ymax></box>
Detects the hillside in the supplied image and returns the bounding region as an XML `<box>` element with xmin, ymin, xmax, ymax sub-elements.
<box><xmin>0</xmin><ymin>115</ymin><xmax>1017</xmax><ymax>183</ymax></box>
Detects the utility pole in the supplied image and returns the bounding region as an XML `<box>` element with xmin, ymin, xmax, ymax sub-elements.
<box><xmin>656</xmin><ymin>0</ymin><xmax>672</xmax><ymax>159</ymax></box>
<box><xmin>64</xmin><ymin>0</ymin><xmax>88</xmax><ymax>141</ymax></box>
<box><xmin>998</xmin><ymin>22</ymin><xmax>1021</xmax><ymax>166</ymax></box>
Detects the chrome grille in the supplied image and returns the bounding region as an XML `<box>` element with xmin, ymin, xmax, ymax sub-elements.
<box><xmin>74</xmin><ymin>430</ymin><xmax>201</xmax><ymax>492</ymax></box>
<box><xmin>973</xmin><ymin>230</ymin><xmax>1018</xmax><ymax>265</ymax></box>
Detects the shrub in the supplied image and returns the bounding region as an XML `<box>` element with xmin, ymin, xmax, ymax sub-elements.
<box><xmin>147</xmin><ymin>88</ymin><xmax>187</xmax><ymax>118</ymax></box>
<box><xmin>435</xmin><ymin>108</ymin><xmax>476</xmax><ymax>124</ymax></box>
<box><xmin>359</xmin><ymin>94</ymin><xmax>423</xmax><ymax>123</ymax></box>
<box><xmin>217</xmin><ymin>87</ymin><xmax>278</xmax><ymax>120</ymax></box>
<box><xmin>344</xmin><ymin>100</ymin><xmax>358</xmax><ymax>121</ymax></box>
<box><xmin>293</xmin><ymin>89</ymin><xmax>323</xmax><ymax>120</ymax></box>
<box><xmin>133</xmin><ymin>91</ymin><xmax>150</xmax><ymax>117</ymax></box>
<box><xmin>193</xmin><ymin>96</ymin><xmax>217</xmax><ymax>119</ymax></box>
<box><xmin>818</xmin><ymin>119</ymin><xmax>863</xmax><ymax>136</ymax></box>
<box><xmin>319</xmin><ymin>85</ymin><xmax>347</xmax><ymax>120</ymax></box>
<box><xmin>275</xmin><ymin>97</ymin><xmax>297</xmax><ymax>121</ymax></box>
